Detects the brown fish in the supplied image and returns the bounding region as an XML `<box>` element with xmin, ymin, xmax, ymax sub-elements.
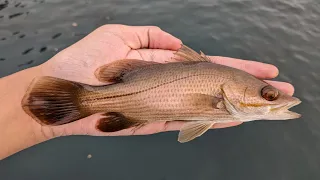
<box><xmin>21</xmin><ymin>45</ymin><xmax>301</xmax><ymax>142</ymax></box>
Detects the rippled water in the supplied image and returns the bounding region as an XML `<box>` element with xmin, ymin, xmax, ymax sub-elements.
<box><xmin>1</xmin><ymin>0</ymin><xmax>320</xmax><ymax>180</ymax></box>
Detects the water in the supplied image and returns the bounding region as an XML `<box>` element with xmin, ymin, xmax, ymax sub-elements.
<box><xmin>0</xmin><ymin>0</ymin><xmax>319</xmax><ymax>179</ymax></box>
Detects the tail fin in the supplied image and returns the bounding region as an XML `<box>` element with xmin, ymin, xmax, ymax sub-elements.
<box><xmin>22</xmin><ymin>76</ymin><xmax>90</xmax><ymax>126</ymax></box>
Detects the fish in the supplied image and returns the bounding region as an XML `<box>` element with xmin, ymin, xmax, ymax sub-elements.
<box><xmin>21</xmin><ymin>45</ymin><xmax>301</xmax><ymax>143</ymax></box>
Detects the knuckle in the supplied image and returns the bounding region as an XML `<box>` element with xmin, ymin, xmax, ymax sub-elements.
<box><xmin>96</xmin><ymin>24</ymin><xmax>125</xmax><ymax>32</ymax></box>
<box><xmin>96</xmin><ymin>24</ymin><xmax>111</xmax><ymax>31</ymax></box>
<box><xmin>149</xmin><ymin>26</ymin><xmax>161</xmax><ymax>31</ymax></box>
<box><xmin>240</xmin><ymin>61</ymin><xmax>250</xmax><ymax>71</ymax></box>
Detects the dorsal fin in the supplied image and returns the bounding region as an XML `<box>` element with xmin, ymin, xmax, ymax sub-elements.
<box><xmin>173</xmin><ymin>44</ymin><xmax>212</xmax><ymax>62</ymax></box>
<box><xmin>94</xmin><ymin>59</ymin><xmax>160</xmax><ymax>83</ymax></box>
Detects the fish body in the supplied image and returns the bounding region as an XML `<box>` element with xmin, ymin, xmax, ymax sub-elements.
<box><xmin>84</xmin><ymin>61</ymin><xmax>235</xmax><ymax>121</ymax></box>
<box><xmin>22</xmin><ymin>45</ymin><xmax>301</xmax><ymax>142</ymax></box>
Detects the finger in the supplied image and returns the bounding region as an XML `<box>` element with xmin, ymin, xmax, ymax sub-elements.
<box><xmin>129</xmin><ymin>49</ymin><xmax>280</xmax><ymax>80</ymax></box>
<box><xmin>209</xmin><ymin>56</ymin><xmax>279</xmax><ymax>79</ymax></box>
<box><xmin>162</xmin><ymin>121</ymin><xmax>242</xmax><ymax>132</ymax></box>
<box><xmin>53</xmin><ymin>112</ymin><xmax>243</xmax><ymax>137</ymax></box>
<box><xmin>98</xmin><ymin>121</ymin><xmax>242</xmax><ymax>136</ymax></box>
<box><xmin>126</xmin><ymin>50</ymin><xmax>295</xmax><ymax>96</ymax></box>
<box><xmin>132</xmin><ymin>26</ymin><xmax>182</xmax><ymax>50</ymax></box>
<box><xmin>99</xmin><ymin>24</ymin><xmax>182</xmax><ymax>50</ymax></box>
<box><xmin>213</xmin><ymin>122</ymin><xmax>243</xmax><ymax>129</ymax></box>
<box><xmin>265</xmin><ymin>80</ymin><xmax>295</xmax><ymax>96</ymax></box>
<box><xmin>126</xmin><ymin>49</ymin><xmax>175</xmax><ymax>63</ymax></box>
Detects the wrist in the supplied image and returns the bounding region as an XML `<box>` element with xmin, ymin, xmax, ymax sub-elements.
<box><xmin>0</xmin><ymin>64</ymin><xmax>55</xmax><ymax>160</ymax></box>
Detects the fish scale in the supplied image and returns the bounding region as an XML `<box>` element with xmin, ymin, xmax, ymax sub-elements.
<box><xmin>21</xmin><ymin>44</ymin><xmax>301</xmax><ymax>142</ymax></box>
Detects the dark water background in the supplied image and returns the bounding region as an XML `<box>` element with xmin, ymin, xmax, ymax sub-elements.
<box><xmin>1</xmin><ymin>0</ymin><xmax>320</xmax><ymax>179</ymax></box>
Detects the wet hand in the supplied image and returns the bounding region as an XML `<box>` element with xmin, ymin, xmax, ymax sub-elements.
<box><xmin>0</xmin><ymin>24</ymin><xmax>296</xmax><ymax>159</ymax></box>
<box><xmin>38</xmin><ymin>24</ymin><xmax>294</xmax><ymax>137</ymax></box>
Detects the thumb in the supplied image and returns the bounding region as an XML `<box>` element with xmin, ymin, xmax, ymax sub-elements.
<box><xmin>98</xmin><ymin>24</ymin><xmax>182</xmax><ymax>50</ymax></box>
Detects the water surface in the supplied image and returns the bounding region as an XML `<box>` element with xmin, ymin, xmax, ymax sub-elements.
<box><xmin>1</xmin><ymin>0</ymin><xmax>320</xmax><ymax>180</ymax></box>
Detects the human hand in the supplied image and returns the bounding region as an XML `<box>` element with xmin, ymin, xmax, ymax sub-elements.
<box><xmin>37</xmin><ymin>24</ymin><xmax>294</xmax><ymax>137</ymax></box>
<box><xmin>0</xmin><ymin>24</ymin><xmax>294</xmax><ymax>159</ymax></box>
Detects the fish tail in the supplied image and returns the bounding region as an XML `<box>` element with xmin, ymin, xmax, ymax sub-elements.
<box><xmin>21</xmin><ymin>76</ymin><xmax>91</xmax><ymax>126</ymax></box>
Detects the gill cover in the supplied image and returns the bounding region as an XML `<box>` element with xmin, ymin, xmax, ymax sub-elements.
<box><xmin>221</xmin><ymin>80</ymin><xmax>272</xmax><ymax>117</ymax></box>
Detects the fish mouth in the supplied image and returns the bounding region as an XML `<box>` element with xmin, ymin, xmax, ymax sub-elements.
<box><xmin>285</xmin><ymin>98</ymin><xmax>302</xmax><ymax>109</ymax></box>
<box><xmin>270</xmin><ymin>98</ymin><xmax>302</xmax><ymax>119</ymax></box>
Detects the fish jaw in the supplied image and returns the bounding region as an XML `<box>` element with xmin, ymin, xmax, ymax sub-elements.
<box><xmin>222</xmin><ymin>89</ymin><xmax>302</xmax><ymax>121</ymax></box>
<box><xmin>264</xmin><ymin>97</ymin><xmax>302</xmax><ymax>120</ymax></box>
<box><xmin>241</xmin><ymin>98</ymin><xmax>302</xmax><ymax>121</ymax></box>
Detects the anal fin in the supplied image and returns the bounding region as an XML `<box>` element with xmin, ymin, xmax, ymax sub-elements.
<box><xmin>94</xmin><ymin>59</ymin><xmax>160</xmax><ymax>83</ymax></box>
<box><xmin>96</xmin><ymin>112</ymin><xmax>142</xmax><ymax>132</ymax></box>
<box><xmin>178</xmin><ymin>121</ymin><xmax>215</xmax><ymax>143</ymax></box>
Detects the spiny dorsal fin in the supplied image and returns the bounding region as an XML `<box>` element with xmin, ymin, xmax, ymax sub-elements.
<box><xmin>94</xmin><ymin>59</ymin><xmax>160</xmax><ymax>83</ymax></box>
<box><xmin>178</xmin><ymin>121</ymin><xmax>215</xmax><ymax>143</ymax></box>
<box><xmin>173</xmin><ymin>44</ymin><xmax>212</xmax><ymax>62</ymax></box>
<box><xmin>200</xmin><ymin>50</ymin><xmax>210</xmax><ymax>60</ymax></box>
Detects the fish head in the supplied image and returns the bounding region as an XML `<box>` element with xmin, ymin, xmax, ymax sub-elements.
<box><xmin>221</xmin><ymin>75</ymin><xmax>301</xmax><ymax>121</ymax></box>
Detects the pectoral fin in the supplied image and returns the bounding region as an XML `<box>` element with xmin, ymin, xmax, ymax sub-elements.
<box><xmin>178</xmin><ymin>121</ymin><xmax>215</xmax><ymax>143</ymax></box>
<box><xmin>94</xmin><ymin>59</ymin><xmax>160</xmax><ymax>83</ymax></box>
<box><xmin>173</xmin><ymin>44</ymin><xmax>212</xmax><ymax>62</ymax></box>
<box><xmin>184</xmin><ymin>93</ymin><xmax>224</xmax><ymax>110</ymax></box>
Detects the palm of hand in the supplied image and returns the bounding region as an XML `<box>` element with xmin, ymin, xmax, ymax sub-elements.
<box><xmin>35</xmin><ymin>25</ymin><xmax>294</xmax><ymax>138</ymax></box>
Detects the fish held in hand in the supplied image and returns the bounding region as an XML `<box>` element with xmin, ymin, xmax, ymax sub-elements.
<box><xmin>21</xmin><ymin>45</ymin><xmax>301</xmax><ymax>143</ymax></box>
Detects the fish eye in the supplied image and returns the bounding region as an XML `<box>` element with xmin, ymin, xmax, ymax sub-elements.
<box><xmin>261</xmin><ymin>85</ymin><xmax>279</xmax><ymax>101</ymax></box>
